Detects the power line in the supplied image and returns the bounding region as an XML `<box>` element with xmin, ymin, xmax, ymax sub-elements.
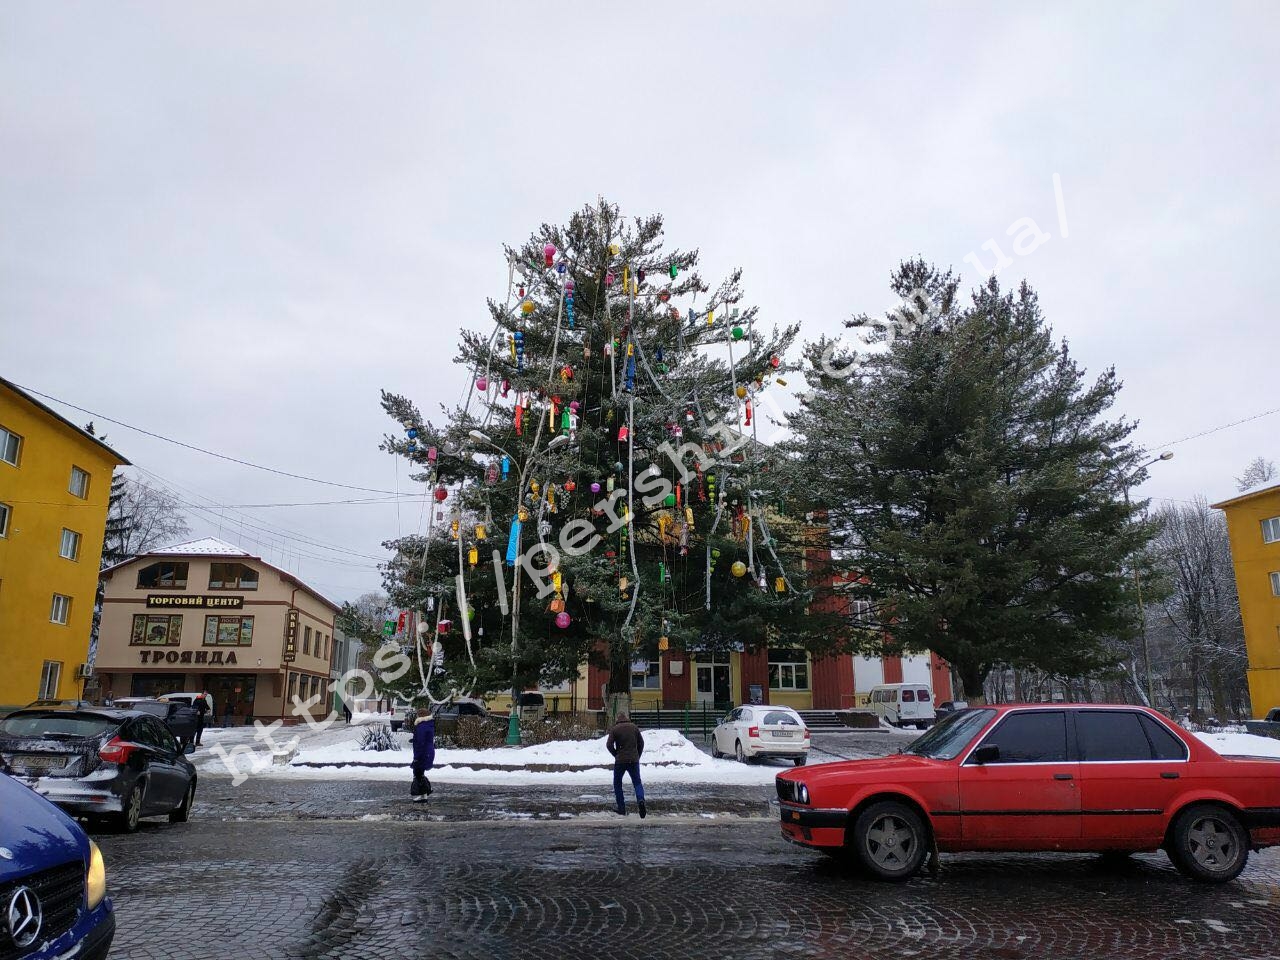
<box><xmin>1149</xmin><ymin>405</ymin><xmax>1280</xmax><ymax>452</ymax></box>
<box><xmin>11</xmin><ymin>380</ymin><xmax>405</xmax><ymax>496</ymax></box>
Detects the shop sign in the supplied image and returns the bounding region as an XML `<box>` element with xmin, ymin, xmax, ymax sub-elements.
<box><xmin>147</xmin><ymin>595</ymin><xmax>244</xmax><ymax>609</ymax></box>
<box><xmin>283</xmin><ymin>608</ymin><xmax>299</xmax><ymax>663</ymax></box>
<box><xmin>139</xmin><ymin>650</ymin><xmax>238</xmax><ymax>665</ymax></box>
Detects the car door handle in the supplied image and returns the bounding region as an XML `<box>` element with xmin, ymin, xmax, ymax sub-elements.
<box><xmin>1161</xmin><ymin>772</ymin><xmax>1180</xmax><ymax>780</ymax></box>
<box><xmin>1053</xmin><ymin>773</ymin><xmax>1073</xmax><ymax>781</ymax></box>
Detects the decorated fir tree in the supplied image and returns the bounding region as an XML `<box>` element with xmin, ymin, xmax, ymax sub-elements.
<box><xmin>375</xmin><ymin>201</ymin><xmax>839</xmax><ymax>713</ymax></box>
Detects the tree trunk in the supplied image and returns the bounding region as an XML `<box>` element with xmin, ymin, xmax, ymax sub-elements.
<box><xmin>957</xmin><ymin>661</ymin><xmax>988</xmax><ymax>706</ymax></box>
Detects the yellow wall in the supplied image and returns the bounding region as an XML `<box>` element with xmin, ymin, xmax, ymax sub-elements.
<box><xmin>1217</xmin><ymin>487</ymin><xmax>1280</xmax><ymax>718</ymax></box>
<box><xmin>0</xmin><ymin>385</ymin><xmax>124</xmax><ymax>708</ymax></box>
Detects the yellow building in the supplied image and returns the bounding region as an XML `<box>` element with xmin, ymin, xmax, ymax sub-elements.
<box><xmin>0</xmin><ymin>377</ymin><xmax>129</xmax><ymax>709</ymax></box>
<box><xmin>1213</xmin><ymin>480</ymin><xmax>1280</xmax><ymax>718</ymax></box>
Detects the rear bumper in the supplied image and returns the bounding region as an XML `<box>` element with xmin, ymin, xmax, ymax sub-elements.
<box><xmin>779</xmin><ymin>803</ymin><xmax>847</xmax><ymax>848</ymax></box>
<box><xmin>748</xmin><ymin>741</ymin><xmax>810</xmax><ymax>757</ymax></box>
<box><xmin>15</xmin><ymin>770</ymin><xmax>127</xmax><ymax>815</ymax></box>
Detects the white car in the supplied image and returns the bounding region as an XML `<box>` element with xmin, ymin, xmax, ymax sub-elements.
<box><xmin>161</xmin><ymin>691</ymin><xmax>217</xmax><ymax>719</ymax></box>
<box><xmin>711</xmin><ymin>705</ymin><xmax>810</xmax><ymax>766</ymax></box>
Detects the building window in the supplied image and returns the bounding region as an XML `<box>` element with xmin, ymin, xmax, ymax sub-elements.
<box><xmin>288</xmin><ymin>673</ymin><xmax>298</xmax><ymax>700</ymax></box>
<box><xmin>39</xmin><ymin>661</ymin><xmax>61</xmax><ymax>700</ymax></box>
<box><xmin>208</xmin><ymin>562</ymin><xmax>259</xmax><ymax>590</ymax></box>
<box><xmin>0</xmin><ymin>502</ymin><xmax>9</xmax><ymax>537</ymax></box>
<box><xmin>50</xmin><ymin>594</ymin><xmax>71</xmax><ymax>625</ymax></box>
<box><xmin>1272</xmin><ymin>572</ymin><xmax>1280</xmax><ymax>597</ymax></box>
<box><xmin>630</xmin><ymin>660</ymin><xmax>662</xmax><ymax>690</ymax></box>
<box><xmin>59</xmin><ymin>528</ymin><xmax>82</xmax><ymax>561</ymax></box>
<box><xmin>69</xmin><ymin>466</ymin><xmax>90</xmax><ymax>499</ymax></box>
<box><xmin>137</xmin><ymin>561</ymin><xmax>189</xmax><ymax>590</ymax></box>
<box><xmin>303</xmin><ymin>626</ymin><xmax>312</xmax><ymax>656</ymax></box>
<box><xmin>203</xmin><ymin>615</ymin><xmax>254</xmax><ymax>646</ymax></box>
<box><xmin>1265</xmin><ymin>517</ymin><xmax>1280</xmax><ymax>545</ymax></box>
<box><xmin>768</xmin><ymin>649</ymin><xmax>810</xmax><ymax>690</ymax></box>
<box><xmin>130</xmin><ymin>614</ymin><xmax>184</xmax><ymax>646</ymax></box>
<box><xmin>0</xmin><ymin>425</ymin><xmax>21</xmax><ymax>467</ymax></box>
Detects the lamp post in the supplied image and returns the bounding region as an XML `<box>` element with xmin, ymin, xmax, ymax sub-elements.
<box><xmin>468</xmin><ymin>429</ymin><xmax>569</xmax><ymax>745</ymax></box>
<box><xmin>1125</xmin><ymin>451</ymin><xmax>1174</xmax><ymax>709</ymax></box>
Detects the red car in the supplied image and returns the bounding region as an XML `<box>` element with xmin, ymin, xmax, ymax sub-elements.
<box><xmin>777</xmin><ymin>704</ymin><xmax>1280</xmax><ymax>883</ymax></box>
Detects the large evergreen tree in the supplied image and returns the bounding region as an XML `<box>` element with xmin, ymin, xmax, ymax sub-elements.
<box><xmin>788</xmin><ymin>260</ymin><xmax>1156</xmax><ymax>699</ymax></box>
<box><xmin>374</xmin><ymin>201</ymin><xmax>840</xmax><ymax>707</ymax></box>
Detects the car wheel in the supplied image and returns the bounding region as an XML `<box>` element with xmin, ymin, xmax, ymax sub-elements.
<box><xmin>169</xmin><ymin>782</ymin><xmax>196</xmax><ymax>823</ymax></box>
<box><xmin>116</xmin><ymin>782</ymin><xmax>144</xmax><ymax>833</ymax></box>
<box><xmin>735</xmin><ymin>740</ymin><xmax>750</xmax><ymax>764</ymax></box>
<box><xmin>711</xmin><ymin>739</ymin><xmax>723</xmax><ymax>759</ymax></box>
<box><xmin>850</xmin><ymin>800</ymin><xmax>928</xmax><ymax>881</ymax></box>
<box><xmin>1168</xmin><ymin>804</ymin><xmax>1250</xmax><ymax>883</ymax></box>
<box><xmin>793</xmin><ymin>756</ymin><xmax>807</xmax><ymax>767</ymax></box>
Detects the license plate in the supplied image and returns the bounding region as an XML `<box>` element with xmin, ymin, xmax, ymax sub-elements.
<box><xmin>771</xmin><ymin>731</ymin><xmax>795</xmax><ymax>738</ymax></box>
<box><xmin>14</xmin><ymin>755</ymin><xmax>66</xmax><ymax>772</ymax></box>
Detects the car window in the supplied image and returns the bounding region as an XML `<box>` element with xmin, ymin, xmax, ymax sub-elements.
<box><xmin>139</xmin><ymin>718</ymin><xmax>176</xmax><ymax>753</ymax></box>
<box><xmin>1139</xmin><ymin>714</ymin><xmax>1190</xmax><ymax>760</ymax></box>
<box><xmin>1076</xmin><ymin>710</ymin><xmax>1154</xmax><ymax>762</ymax></box>
<box><xmin>905</xmin><ymin>708</ymin><xmax>996</xmax><ymax>760</ymax></box>
<box><xmin>0</xmin><ymin>713</ymin><xmax>118</xmax><ymax>739</ymax></box>
<box><xmin>918</xmin><ymin>689</ymin><xmax>931</xmax><ymax>702</ymax></box>
<box><xmin>762</xmin><ymin>711</ymin><xmax>799</xmax><ymax>726</ymax></box>
<box><xmin>976</xmin><ymin>711</ymin><xmax>1068</xmax><ymax>764</ymax></box>
<box><xmin>902</xmin><ymin>689</ymin><xmax>916</xmax><ymax>703</ymax></box>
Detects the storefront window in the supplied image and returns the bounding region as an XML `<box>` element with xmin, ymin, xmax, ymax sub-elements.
<box><xmin>130</xmin><ymin>614</ymin><xmax>184</xmax><ymax>646</ymax></box>
<box><xmin>203</xmin><ymin>615</ymin><xmax>254</xmax><ymax>646</ymax></box>
<box><xmin>631</xmin><ymin>660</ymin><xmax>661</xmax><ymax>690</ymax></box>
<box><xmin>208</xmin><ymin>563</ymin><xmax>259</xmax><ymax>590</ymax></box>
<box><xmin>137</xmin><ymin>562</ymin><xmax>189</xmax><ymax>589</ymax></box>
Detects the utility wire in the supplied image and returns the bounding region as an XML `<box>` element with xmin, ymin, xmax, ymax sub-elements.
<box><xmin>1149</xmin><ymin>405</ymin><xmax>1280</xmax><ymax>452</ymax></box>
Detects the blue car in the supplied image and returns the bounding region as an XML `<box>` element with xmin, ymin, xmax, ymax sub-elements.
<box><xmin>0</xmin><ymin>771</ymin><xmax>114</xmax><ymax>959</ymax></box>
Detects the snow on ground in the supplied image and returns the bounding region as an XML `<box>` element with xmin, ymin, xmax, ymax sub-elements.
<box><xmin>1195</xmin><ymin>732</ymin><xmax>1280</xmax><ymax>758</ymax></box>
<box><xmin>202</xmin><ymin>728</ymin><xmax>795</xmax><ymax>785</ymax></box>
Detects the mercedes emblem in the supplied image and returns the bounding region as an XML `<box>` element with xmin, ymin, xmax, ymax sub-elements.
<box><xmin>6</xmin><ymin>885</ymin><xmax>42</xmax><ymax>949</ymax></box>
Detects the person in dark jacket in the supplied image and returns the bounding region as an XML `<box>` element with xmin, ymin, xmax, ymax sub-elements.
<box><xmin>606</xmin><ymin>712</ymin><xmax>646</xmax><ymax>817</ymax></box>
<box><xmin>193</xmin><ymin>694</ymin><xmax>210</xmax><ymax>746</ymax></box>
<box><xmin>410</xmin><ymin>708</ymin><xmax>436</xmax><ymax>802</ymax></box>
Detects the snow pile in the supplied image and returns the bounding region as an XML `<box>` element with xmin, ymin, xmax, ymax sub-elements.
<box><xmin>1194</xmin><ymin>732</ymin><xmax>1280</xmax><ymax>759</ymax></box>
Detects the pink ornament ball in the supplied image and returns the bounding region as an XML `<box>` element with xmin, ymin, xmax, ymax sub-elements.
<box><xmin>590</xmin><ymin>482</ymin><xmax>601</xmax><ymax>494</ymax></box>
<box><xmin>555</xmin><ymin>612</ymin><xmax>571</xmax><ymax>629</ymax></box>
<box><xmin>543</xmin><ymin>242</ymin><xmax>557</xmax><ymax>267</ymax></box>
<box><xmin>476</xmin><ymin>377</ymin><xmax>488</xmax><ymax>391</ymax></box>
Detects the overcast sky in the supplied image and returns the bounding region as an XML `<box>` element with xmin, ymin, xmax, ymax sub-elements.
<box><xmin>3</xmin><ymin>2</ymin><xmax>1277</xmax><ymax>603</ymax></box>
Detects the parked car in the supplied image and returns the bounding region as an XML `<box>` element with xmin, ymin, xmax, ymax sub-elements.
<box><xmin>935</xmin><ymin>700</ymin><xmax>970</xmax><ymax>717</ymax></box>
<box><xmin>1244</xmin><ymin>707</ymin><xmax>1280</xmax><ymax>740</ymax></box>
<box><xmin>868</xmin><ymin>683</ymin><xmax>937</xmax><ymax>729</ymax></box>
<box><xmin>517</xmin><ymin>691</ymin><xmax>546</xmax><ymax>724</ymax></box>
<box><xmin>0</xmin><ymin>706</ymin><xmax>198</xmax><ymax>832</ymax></box>
<box><xmin>159</xmin><ymin>691</ymin><xmax>216</xmax><ymax>719</ymax></box>
<box><xmin>711</xmin><ymin>705</ymin><xmax>811</xmax><ymax>765</ymax></box>
<box><xmin>0</xmin><ymin>771</ymin><xmax>115</xmax><ymax>958</ymax></box>
<box><xmin>105</xmin><ymin>697</ymin><xmax>199</xmax><ymax>747</ymax></box>
<box><xmin>25</xmin><ymin>699</ymin><xmax>96</xmax><ymax>710</ymax></box>
<box><xmin>776</xmin><ymin>704</ymin><xmax>1280</xmax><ymax>883</ymax></box>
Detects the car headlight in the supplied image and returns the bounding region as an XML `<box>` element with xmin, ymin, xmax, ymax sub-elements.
<box><xmin>797</xmin><ymin>784</ymin><xmax>810</xmax><ymax>805</ymax></box>
<box><xmin>87</xmin><ymin>840</ymin><xmax>107</xmax><ymax>909</ymax></box>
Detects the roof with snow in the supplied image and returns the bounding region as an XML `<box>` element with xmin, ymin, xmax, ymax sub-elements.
<box><xmin>1211</xmin><ymin>478</ymin><xmax>1280</xmax><ymax>510</ymax></box>
<box><xmin>141</xmin><ymin>537</ymin><xmax>252</xmax><ymax>557</ymax></box>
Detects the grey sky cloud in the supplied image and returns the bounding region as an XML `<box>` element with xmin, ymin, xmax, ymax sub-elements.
<box><xmin>3</xmin><ymin>1</ymin><xmax>1276</xmax><ymax>601</ymax></box>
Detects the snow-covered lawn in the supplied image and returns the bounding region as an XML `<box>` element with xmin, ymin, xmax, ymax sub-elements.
<box><xmin>202</xmin><ymin>729</ymin><xmax>797</xmax><ymax>785</ymax></box>
<box><xmin>1194</xmin><ymin>731</ymin><xmax>1280</xmax><ymax>759</ymax></box>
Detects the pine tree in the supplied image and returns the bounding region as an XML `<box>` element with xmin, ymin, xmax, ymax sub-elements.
<box><xmin>788</xmin><ymin>260</ymin><xmax>1156</xmax><ymax>699</ymax></box>
<box><xmin>374</xmin><ymin>200</ymin><xmax>837</xmax><ymax>708</ymax></box>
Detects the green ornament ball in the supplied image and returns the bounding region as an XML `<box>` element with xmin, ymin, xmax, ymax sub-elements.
<box><xmin>731</xmin><ymin>326</ymin><xmax>745</xmax><ymax>341</ymax></box>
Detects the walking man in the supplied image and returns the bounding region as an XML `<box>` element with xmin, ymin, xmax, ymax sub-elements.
<box><xmin>410</xmin><ymin>708</ymin><xmax>435</xmax><ymax>802</ymax></box>
<box><xmin>606</xmin><ymin>711</ymin><xmax>646</xmax><ymax>818</ymax></box>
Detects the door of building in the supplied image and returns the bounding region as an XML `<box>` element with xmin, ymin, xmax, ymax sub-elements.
<box><xmin>695</xmin><ymin>657</ymin><xmax>731</xmax><ymax>708</ymax></box>
<box><xmin>207</xmin><ymin>674</ymin><xmax>257</xmax><ymax>724</ymax></box>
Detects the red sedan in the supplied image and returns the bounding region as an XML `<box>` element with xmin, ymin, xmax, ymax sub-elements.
<box><xmin>777</xmin><ymin>704</ymin><xmax>1280</xmax><ymax>882</ymax></box>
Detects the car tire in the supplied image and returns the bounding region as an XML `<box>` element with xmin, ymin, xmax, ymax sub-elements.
<box><xmin>850</xmin><ymin>800</ymin><xmax>928</xmax><ymax>882</ymax></box>
<box><xmin>711</xmin><ymin>740</ymin><xmax>723</xmax><ymax>759</ymax></box>
<box><xmin>735</xmin><ymin>740</ymin><xmax>750</xmax><ymax>764</ymax></box>
<box><xmin>1167</xmin><ymin>804</ymin><xmax>1250</xmax><ymax>883</ymax></box>
<box><xmin>793</xmin><ymin>756</ymin><xmax>807</xmax><ymax>767</ymax></box>
<box><xmin>116</xmin><ymin>782</ymin><xmax>144</xmax><ymax>833</ymax></box>
<box><xmin>169</xmin><ymin>782</ymin><xmax>196</xmax><ymax>823</ymax></box>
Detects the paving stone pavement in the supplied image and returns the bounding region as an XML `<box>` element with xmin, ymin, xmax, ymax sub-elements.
<box><xmin>93</xmin><ymin>817</ymin><xmax>1280</xmax><ymax>960</ymax></box>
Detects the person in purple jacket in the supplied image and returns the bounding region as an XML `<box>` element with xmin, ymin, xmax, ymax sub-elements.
<box><xmin>410</xmin><ymin>708</ymin><xmax>435</xmax><ymax>801</ymax></box>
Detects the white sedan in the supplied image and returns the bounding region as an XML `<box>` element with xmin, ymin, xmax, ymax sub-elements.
<box><xmin>711</xmin><ymin>705</ymin><xmax>810</xmax><ymax>765</ymax></box>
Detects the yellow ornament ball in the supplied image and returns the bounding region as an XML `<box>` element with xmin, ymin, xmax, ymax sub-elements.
<box><xmin>521</xmin><ymin>299</ymin><xmax>535</xmax><ymax>315</ymax></box>
<box><xmin>731</xmin><ymin>561</ymin><xmax>748</xmax><ymax>578</ymax></box>
<box><xmin>735</xmin><ymin>385</ymin><xmax>747</xmax><ymax>399</ymax></box>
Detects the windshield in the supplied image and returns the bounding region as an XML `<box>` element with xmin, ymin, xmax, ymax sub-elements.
<box><xmin>0</xmin><ymin>712</ymin><xmax>119</xmax><ymax>739</ymax></box>
<box><xmin>903</xmin><ymin>708</ymin><xmax>996</xmax><ymax>760</ymax></box>
<box><xmin>763</xmin><ymin>711</ymin><xmax>801</xmax><ymax>726</ymax></box>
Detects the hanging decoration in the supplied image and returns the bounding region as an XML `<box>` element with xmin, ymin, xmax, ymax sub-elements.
<box><xmin>543</xmin><ymin>242</ymin><xmax>557</xmax><ymax>268</ymax></box>
<box><xmin>555</xmin><ymin>611</ymin><xmax>572</xmax><ymax>629</ymax></box>
<box><xmin>731</xmin><ymin>560</ymin><xmax>748</xmax><ymax>578</ymax></box>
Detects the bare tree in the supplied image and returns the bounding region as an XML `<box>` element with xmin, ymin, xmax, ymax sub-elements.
<box><xmin>1236</xmin><ymin>456</ymin><xmax>1277</xmax><ymax>492</ymax></box>
<box><xmin>106</xmin><ymin>475</ymin><xmax>191</xmax><ymax>561</ymax></box>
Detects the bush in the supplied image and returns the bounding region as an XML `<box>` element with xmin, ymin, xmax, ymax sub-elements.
<box><xmin>522</xmin><ymin>714</ymin><xmax>602</xmax><ymax>746</ymax></box>
<box><xmin>454</xmin><ymin>716</ymin><xmax>506</xmax><ymax>750</ymax></box>
<box><xmin>358</xmin><ymin>723</ymin><xmax>399</xmax><ymax>752</ymax></box>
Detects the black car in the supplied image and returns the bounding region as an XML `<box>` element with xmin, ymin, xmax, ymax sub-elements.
<box><xmin>0</xmin><ymin>707</ymin><xmax>197</xmax><ymax>832</ymax></box>
<box><xmin>107</xmin><ymin>698</ymin><xmax>199</xmax><ymax>746</ymax></box>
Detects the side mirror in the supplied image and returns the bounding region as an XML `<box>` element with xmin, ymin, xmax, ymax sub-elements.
<box><xmin>972</xmin><ymin>744</ymin><xmax>1000</xmax><ymax>765</ymax></box>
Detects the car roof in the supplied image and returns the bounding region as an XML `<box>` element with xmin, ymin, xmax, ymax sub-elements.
<box><xmin>5</xmin><ymin>707</ymin><xmax>139</xmax><ymax>721</ymax></box>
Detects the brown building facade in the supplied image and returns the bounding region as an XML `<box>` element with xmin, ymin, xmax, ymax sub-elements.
<box><xmin>95</xmin><ymin>538</ymin><xmax>339</xmax><ymax>724</ymax></box>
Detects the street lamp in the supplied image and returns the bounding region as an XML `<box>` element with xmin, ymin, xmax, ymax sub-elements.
<box><xmin>1127</xmin><ymin>451</ymin><xmax>1174</xmax><ymax>708</ymax></box>
<box><xmin>467</xmin><ymin>428</ymin><xmax>570</xmax><ymax>744</ymax></box>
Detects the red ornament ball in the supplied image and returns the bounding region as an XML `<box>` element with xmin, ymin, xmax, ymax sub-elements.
<box><xmin>433</xmin><ymin>486</ymin><xmax>448</xmax><ymax>502</ymax></box>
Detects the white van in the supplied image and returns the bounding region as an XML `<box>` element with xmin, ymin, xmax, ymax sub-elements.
<box><xmin>868</xmin><ymin>684</ymin><xmax>936</xmax><ymax>729</ymax></box>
